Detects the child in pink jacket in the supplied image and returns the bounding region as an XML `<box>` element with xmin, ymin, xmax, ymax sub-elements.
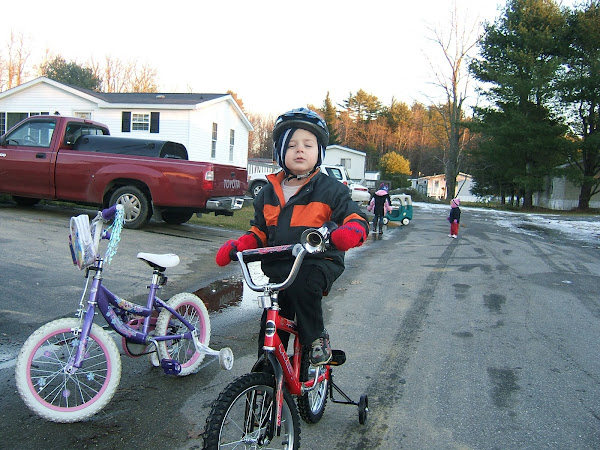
<box><xmin>448</xmin><ymin>198</ymin><xmax>461</xmax><ymax>238</ymax></box>
<box><xmin>367</xmin><ymin>184</ymin><xmax>392</xmax><ymax>233</ymax></box>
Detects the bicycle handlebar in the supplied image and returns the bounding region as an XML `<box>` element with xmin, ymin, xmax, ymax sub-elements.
<box><xmin>101</xmin><ymin>204</ymin><xmax>119</xmax><ymax>221</ymax></box>
<box><xmin>237</xmin><ymin>243</ymin><xmax>306</xmax><ymax>292</ymax></box>
<box><xmin>236</xmin><ymin>223</ymin><xmax>335</xmax><ymax>293</ymax></box>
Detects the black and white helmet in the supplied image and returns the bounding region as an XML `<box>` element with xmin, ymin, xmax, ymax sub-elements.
<box><xmin>272</xmin><ymin>108</ymin><xmax>329</xmax><ymax>175</ymax></box>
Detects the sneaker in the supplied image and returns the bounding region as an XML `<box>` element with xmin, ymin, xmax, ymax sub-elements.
<box><xmin>310</xmin><ymin>332</ymin><xmax>332</xmax><ymax>365</ymax></box>
<box><xmin>448</xmin><ymin>234</ymin><xmax>453</xmax><ymax>237</ymax></box>
<box><xmin>451</xmin><ymin>235</ymin><xmax>457</xmax><ymax>238</ymax></box>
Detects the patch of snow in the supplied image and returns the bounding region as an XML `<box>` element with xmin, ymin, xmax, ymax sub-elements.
<box><xmin>414</xmin><ymin>202</ymin><xmax>600</xmax><ymax>245</ymax></box>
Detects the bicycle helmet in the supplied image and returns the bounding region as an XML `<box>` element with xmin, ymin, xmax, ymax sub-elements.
<box><xmin>272</xmin><ymin>108</ymin><xmax>330</xmax><ymax>177</ymax></box>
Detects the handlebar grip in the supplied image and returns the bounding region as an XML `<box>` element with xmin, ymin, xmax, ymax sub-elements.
<box><xmin>102</xmin><ymin>204</ymin><xmax>123</xmax><ymax>220</ymax></box>
<box><xmin>239</xmin><ymin>244</ymin><xmax>296</xmax><ymax>263</ymax></box>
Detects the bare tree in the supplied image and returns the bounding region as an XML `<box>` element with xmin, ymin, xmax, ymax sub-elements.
<box><xmin>5</xmin><ymin>31</ymin><xmax>30</xmax><ymax>89</ymax></box>
<box><xmin>129</xmin><ymin>63</ymin><xmax>157</xmax><ymax>92</ymax></box>
<box><xmin>89</xmin><ymin>56</ymin><xmax>158</xmax><ymax>93</ymax></box>
<box><xmin>247</xmin><ymin>112</ymin><xmax>275</xmax><ymax>158</ymax></box>
<box><xmin>427</xmin><ymin>0</ymin><xmax>480</xmax><ymax>200</ymax></box>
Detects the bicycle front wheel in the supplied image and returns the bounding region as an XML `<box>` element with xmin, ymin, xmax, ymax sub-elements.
<box><xmin>203</xmin><ymin>372</ymin><xmax>301</xmax><ymax>449</ymax></box>
<box><xmin>155</xmin><ymin>292</ymin><xmax>211</xmax><ymax>376</ymax></box>
<box><xmin>14</xmin><ymin>318</ymin><xmax>122</xmax><ymax>423</ymax></box>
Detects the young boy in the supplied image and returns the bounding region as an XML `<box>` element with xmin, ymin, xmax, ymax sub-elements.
<box><xmin>216</xmin><ymin>107</ymin><xmax>369</xmax><ymax>365</ymax></box>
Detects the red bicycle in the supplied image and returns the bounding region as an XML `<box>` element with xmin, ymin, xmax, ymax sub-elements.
<box><xmin>203</xmin><ymin>224</ymin><xmax>368</xmax><ymax>449</ymax></box>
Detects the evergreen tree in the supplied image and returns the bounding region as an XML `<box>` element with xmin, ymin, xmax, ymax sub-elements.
<box><xmin>469</xmin><ymin>0</ymin><xmax>568</xmax><ymax>207</ymax></box>
<box><xmin>322</xmin><ymin>92</ymin><xmax>340</xmax><ymax>145</ymax></box>
<box><xmin>40</xmin><ymin>56</ymin><xmax>101</xmax><ymax>90</ymax></box>
<box><xmin>556</xmin><ymin>1</ymin><xmax>600</xmax><ymax>210</ymax></box>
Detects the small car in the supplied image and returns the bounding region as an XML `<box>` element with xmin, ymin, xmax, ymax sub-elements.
<box><xmin>349</xmin><ymin>182</ymin><xmax>371</xmax><ymax>203</ymax></box>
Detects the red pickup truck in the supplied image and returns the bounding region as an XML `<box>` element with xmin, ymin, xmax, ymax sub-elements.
<box><xmin>0</xmin><ymin>115</ymin><xmax>248</xmax><ymax>228</ymax></box>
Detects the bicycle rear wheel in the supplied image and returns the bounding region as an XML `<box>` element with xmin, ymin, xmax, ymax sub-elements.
<box><xmin>155</xmin><ymin>293</ymin><xmax>210</xmax><ymax>376</ymax></box>
<box><xmin>297</xmin><ymin>348</ymin><xmax>328</xmax><ymax>423</ymax></box>
<box><xmin>14</xmin><ymin>318</ymin><xmax>122</xmax><ymax>423</ymax></box>
<box><xmin>203</xmin><ymin>372</ymin><xmax>301</xmax><ymax>449</ymax></box>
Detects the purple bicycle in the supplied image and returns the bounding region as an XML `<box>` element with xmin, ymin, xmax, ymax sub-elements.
<box><xmin>14</xmin><ymin>205</ymin><xmax>233</xmax><ymax>423</ymax></box>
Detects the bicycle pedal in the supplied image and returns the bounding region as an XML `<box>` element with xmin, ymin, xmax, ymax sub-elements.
<box><xmin>329</xmin><ymin>349</ymin><xmax>346</xmax><ymax>366</ymax></box>
<box><xmin>160</xmin><ymin>358</ymin><xmax>181</xmax><ymax>375</ymax></box>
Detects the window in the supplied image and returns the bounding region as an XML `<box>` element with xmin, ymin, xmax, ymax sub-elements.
<box><xmin>6</xmin><ymin>113</ymin><xmax>28</xmax><ymax>133</ymax></box>
<box><xmin>229</xmin><ymin>129</ymin><xmax>235</xmax><ymax>161</ymax></box>
<box><xmin>0</xmin><ymin>113</ymin><xmax>5</xmax><ymax>136</ymax></box>
<box><xmin>341</xmin><ymin>158</ymin><xmax>351</xmax><ymax>169</ymax></box>
<box><xmin>64</xmin><ymin>122</ymin><xmax>109</xmax><ymax>145</ymax></box>
<box><xmin>121</xmin><ymin>111</ymin><xmax>159</xmax><ymax>133</ymax></box>
<box><xmin>211</xmin><ymin>123</ymin><xmax>218</xmax><ymax>158</ymax></box>
<box><xmin>132</xmin><ymin>113</ymin><xmax>150</xmax><ymax>131</ymax></box>
<box><xmin>4</xmin><ymin>118</ymin><xmax>56</xmax><ymax>147</ymax></box>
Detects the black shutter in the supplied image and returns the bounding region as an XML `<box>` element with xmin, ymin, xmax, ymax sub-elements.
<box><xmin>150</xmin><ymin>112</ymin><xmax>160</xmax><ymax>133</ymax></box>
<box><xmin>122</xmin><ymin>112</ymin><xmax>131</xmax><ymax>132</ymax></box>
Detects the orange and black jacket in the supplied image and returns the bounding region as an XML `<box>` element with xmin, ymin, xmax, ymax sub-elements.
<box><xmin>246</xmin><ymin>168</ymin><xmax>369</xmax><ymax>287</ymax></box>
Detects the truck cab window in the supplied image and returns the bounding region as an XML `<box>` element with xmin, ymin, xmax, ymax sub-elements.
<box><xmin>5</xmin><ymin>119</ymin><xmax>56</xmax><ymax>147</ymax></box>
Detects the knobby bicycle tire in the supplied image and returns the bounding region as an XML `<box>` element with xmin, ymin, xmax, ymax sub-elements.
<box><xmin>203</xmin><ymin>372</ymin><xmax>301</xmax><ymax>449</ymax></box>
<box><xmin>297</xmin><ymin>348</ymin><xmax>328</xmax><ymax>423</ymax></box>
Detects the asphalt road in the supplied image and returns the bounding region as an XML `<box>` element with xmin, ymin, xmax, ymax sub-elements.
<box><xmin>0</xmin><ymin>201</ymin><xmax>599</xmax><ymax>449</ymax></box>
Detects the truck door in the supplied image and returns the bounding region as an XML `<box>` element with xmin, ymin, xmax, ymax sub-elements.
<box><xmin>0</xmin><ymin>117</ymin><xmax>57</xmax><ymax>198</ymax></box>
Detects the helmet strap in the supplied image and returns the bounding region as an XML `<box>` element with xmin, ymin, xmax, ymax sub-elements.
<box><xmin>286</xmin><ymin>167</ymin><xmax>315</xmax><ymax>181</ymax></box>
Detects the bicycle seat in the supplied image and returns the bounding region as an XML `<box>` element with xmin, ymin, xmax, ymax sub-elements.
<box><xmin>137</xmin><ymin>252</ymin><xmax>180</xmax><ymax>269</ymax></box>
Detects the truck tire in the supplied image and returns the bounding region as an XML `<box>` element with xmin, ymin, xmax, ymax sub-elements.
<box><xmin>109</xmin><ymin>186</ymin><xmax>150</xmax><ymax>229</ymax></box>
<box><xmin>12</xmin><ymin>196</ymin><xmax>41</xmax><ymax>206</ymax></box>
<box><xmin>161</xmin><ymin>210</ymin><xmax>194</xmax><ymax>225</ymax></box>
<box><xmin>250</xmin><ymin>181</ymin><xmax>266</xmax><ymax>198</ymax></box>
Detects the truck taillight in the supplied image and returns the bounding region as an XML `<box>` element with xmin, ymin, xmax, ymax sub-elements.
<box><xmin>203</xmin><ymin>170</ymin><xmax>214</xmax><ymax>190</ymax></box>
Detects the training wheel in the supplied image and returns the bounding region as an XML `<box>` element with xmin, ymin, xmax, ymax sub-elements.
<box><xmin>219</xmin><ymin>347</ymin><xmax>234</xmax><ymax>370</ymax></box>
<box><xmin>358</xmin><ymin>394</ymin><xmax>368</xmax><ymax>425</ymax></box>
<box><xmin>383</xmin><ymin>217</ymin><xmax>389</xmax><ymax>225</ymax></box>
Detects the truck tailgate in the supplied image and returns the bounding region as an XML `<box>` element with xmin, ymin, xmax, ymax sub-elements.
<box><xmin>210</xmin><ymin>165</ymin><xmax>248</xmax><ymax>197</ymax></box>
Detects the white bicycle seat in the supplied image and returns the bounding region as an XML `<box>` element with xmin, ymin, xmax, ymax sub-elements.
<box><xmin>136</xmin><ymin>252</ymin><xmax>180</xmax><ymax>268</ymax></box>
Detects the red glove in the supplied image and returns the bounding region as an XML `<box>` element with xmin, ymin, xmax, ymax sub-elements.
<box><xmin>330</xmin><ymin>223</ymin><xmax>367</xmax><ymax>251</ymax></box>
<box><xmin>215</xmin><ymin>233</ymin><xmax>258</xmax><ymax>266</ymax></box>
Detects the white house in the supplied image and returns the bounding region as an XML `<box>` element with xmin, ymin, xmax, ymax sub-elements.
<box><xmin>534</xmin><ymin>174</ymin><xmax>600</xmax><ymax>210</ymax></box>
<box><xmin>323</xmin><ymin>145</ymin><xmax>366</xmax><ymax>181</ymax></box>
<box><xmin>0</xmin><ymin>77</ymin><xmax>253</xmax><ymax>168</ymax></box>
<box><xmin>416</xmin><ymin>172</ymin><xmax>478</xmax><ymax>201</ymax></box>
<box><xmin>247</xmin><ymin>145</ymin><xmax>367</xmax><ymax>182</ymax></box>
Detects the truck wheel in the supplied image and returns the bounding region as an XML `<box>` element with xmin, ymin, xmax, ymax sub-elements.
<box><xmin>109</xmin><ymin>186</ymin><xmax>150</xmax><ymax>229</ymax></box>
<box><xmin>161</xmin><ymin>210</ymin><xmax>194</xmax><ymax>225</ymax></box>
<box><xmin>250</xmin><ymin>181</ymin><xmax>266</xmax><ymax>198</ymax></box>
<box><xmin>12</xmin><ymin>196</ymin><xmax>41</xmax><ymax>206</ymax></box>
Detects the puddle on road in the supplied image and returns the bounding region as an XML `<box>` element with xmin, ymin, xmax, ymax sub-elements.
<box><xmin>194</xmin><ymin>278</ymin><xmax>245</xmax><ymax>312</ymax></box>
<box><xmin>193</xmin><ymin>263</ymin><xmax>267</xmax><ymax>313</ymax></box>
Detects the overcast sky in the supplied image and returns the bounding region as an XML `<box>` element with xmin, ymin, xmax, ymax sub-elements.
<box><xmin>2</xmin><ymin>0</ymin><xmax>578</xmax><ymax>116</ymax></box>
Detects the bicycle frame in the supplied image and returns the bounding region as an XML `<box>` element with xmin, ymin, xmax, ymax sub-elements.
<box><xmin>69</xmin><ymin>257</ymin><xmax>199</xmax><ymax>372</ymax></box>
<box><xmin>237</xmin><ymin>226</ymin><xmax>334</xmax><ymax>436</ymax></box>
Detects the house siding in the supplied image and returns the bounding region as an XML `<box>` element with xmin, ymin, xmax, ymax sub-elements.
<box><xmin>323</xmin><ymin>145</ymin><xmax>366</xmax><ymax>181</ymax></box>
<box><xmin>0</xmin><ymin>83</ymin><xmax>97</xmax><ymax>118</ymax></box>
<box><xmin>533</xmin><ymin>175</ymin><xmax>600</xmax><ymax>210</ymax></box>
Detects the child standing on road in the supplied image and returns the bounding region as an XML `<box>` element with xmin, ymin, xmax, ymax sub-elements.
<box><xmin>367</xmin><ymin>183</ymin><xmax>392</xmax><ymax>234</ymax></box>
<box><xmin>448</xmin><ymin>198</ymin><xmax>461</xmax><ymax>238</ymax></box>
<box><xmin>215</xmin><ymin>107</ymin><xmax>369</xmax><ymax>365</ymax></box>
